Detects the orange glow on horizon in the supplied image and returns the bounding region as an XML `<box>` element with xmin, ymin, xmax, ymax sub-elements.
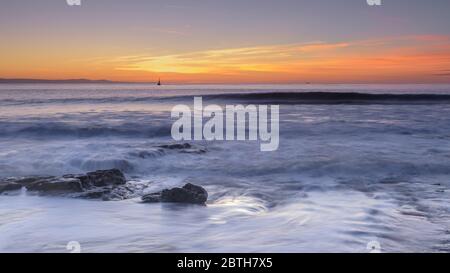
<box><xmin>1</xmin><ymin>35</ymin><xmax>450</xmax><ymax>84</ymax></box>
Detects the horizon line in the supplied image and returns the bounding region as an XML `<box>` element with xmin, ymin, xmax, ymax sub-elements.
<box><xmin>1</xmin><ymin>78</ymin><xmax>450</xmax><ymax>85</ymax></box>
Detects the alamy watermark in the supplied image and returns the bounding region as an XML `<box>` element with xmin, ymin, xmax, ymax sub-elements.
<box><xmin>367</xmin><ymin>240</ymin><xmax>382</xmax><ymax>253</ymax></box>
<box><xmin>66</xmin><ymin>241</ymin><xmax>81</xmax><ymax>253</ymax></box>
<box><xmin>171</xmin><ymin>97</ymin><xmax>279</xmax><ymax>152</ymax></box>
<box><xmin>367</xmin><ymin>0</ymin><xmax>382</xmax><ymax>6</ymax></box>
<box><xmin>66</xmin><ymin>0</ymin><xmax>81</xmax><ymax>6</ymax></box>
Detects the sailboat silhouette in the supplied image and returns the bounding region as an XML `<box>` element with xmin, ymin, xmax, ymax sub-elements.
<box><xmin>157</xmin><ymin>78</ymin><xmax>161</xmax><ymax>86</ymax></box>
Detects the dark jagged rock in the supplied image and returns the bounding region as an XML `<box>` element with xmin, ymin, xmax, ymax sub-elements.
<box><xmin>157</xmin><ymin>143</ymin><xmax>207</xmax><ymax>154</ymax></box>
<box><xmin>142</xmin><ymin>183</ymin><xmax>208</xmax><ymax>204</ymax></box>
<box><xmin>73</xmin><ymin>183</ymin><xmax>143</xmax><ymax>201</ymax></box>
<box><xmin>129</xmin><ymin>149</ymin><xmax>165</xmax><ymax>159</ymax></box>
<box><xmin>0</xmin><ymin>182</ymin><xmax>22</xmax><ymax>194</ymax></box>
<box><xmin>129</xmin><ymin>143</ymin><xmax>207</xmax><ymax>160</ymax></box>
<box><xmin>157</xmin><ymin>143</ymin><xmax>192</xmax><ymax>150</ymax></box>
<box><xmin>180</xmin><ymin>148</ymin><xmax>207</xmax><ymax>154</ymax></box>
<box><xmin>13</xmin><ymin>177</ymin><xmax>54</xmax><ymax>187</ymax></box>
<box><xmin>0</xmin><ymin>169</ymin><xmax>129</xmax><ymax>200</ymax></box>
<box><xmin>74</xmin><ymin>188</ymin><xmax>111</xmax><ymax>199</ymax></box>
<box><xmin>26</xmin><ymin>177</ymin><xmax>83</xmax><ymax>193</ymax></box>
<box><xmin>141</xmin><ymin>192</ymin><xmax>162</xmax><ymax>203</ymax></box>
<box><xmin>76</xmin><ymin>169</ymin><xmax>126</xmax><ymax>188</ymax></box>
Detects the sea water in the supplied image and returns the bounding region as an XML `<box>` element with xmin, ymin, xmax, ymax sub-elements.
<box><xmin>0</xmin><ymin>84</ymin><xmax>449</xmax><ymax>252</ymax></box>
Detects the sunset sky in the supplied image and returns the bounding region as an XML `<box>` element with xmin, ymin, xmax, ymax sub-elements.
<box><xmin>1</xmin><ymin>0</ymin><xmax>450</xmax><ymax>83</ymax></box>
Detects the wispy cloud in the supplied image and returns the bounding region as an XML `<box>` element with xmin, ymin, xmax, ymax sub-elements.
<box><xmin>105</xmin><ymin>35</ymin><xmax>450</xmax><ymax>83</ymax></box>
<box><xmin>149</xmin><ymin>27</ymin><xmax>190</xmax><ymax>36</ymax></box>
<box><xmin>433</xmin><ymin>70</ymin><xmax>450</xmax><ymax>77</ymax></box>
<box><xmin>3</xmin><ymin>35</ymin><xmax>449</xmax><ymax>83</ymax></box>
<box><xmin>115</xmin><ymin>42</ymin><xmax>353</xmax><ymax>74</ymax></box>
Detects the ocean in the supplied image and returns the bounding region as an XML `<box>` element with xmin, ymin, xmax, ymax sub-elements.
<box><xmin>0</xmin><ymin>83</ymin><xmax>449</xmax><ymax>252</ymax></box>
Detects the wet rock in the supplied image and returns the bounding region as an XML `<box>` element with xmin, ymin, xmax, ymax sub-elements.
<box><xmin>0</xmin><ymin>177</ymin><xmax>53</xmax><ymax>191</ymax></box>
<box><xmin>142</xmin><ymin>192</ymin><xmax>163</xmax><ymax>203</ymax></box>
<box><xmin>180</xmin><ymin>148</ymin><xmax>207</xmax><ymax>154</ymax></box>
<box><xmin>76</xmin><ymin>169</ymin><xmax>126</xmax><ymax>188</ymax></box>
<box><xmin>157</xmin><ymin>143</ymin><xmax>192</xmax><ymax>150</ymax></box>
<box><xmin>142</xmin><ymin>183</ymin><xmax>208</xmax><ymax>204</ymax></box>
<box><xmin>26</xmin><ymin>177</ymin><xmax>83</xmax><ymax>193</ymax></box>
<box><xmin>129</xmin><ymin>149</ymin><xmax>165</xmax><ymax>159</ymax></box>
<box><xmin>14</xmin><ymin>177</ymin><xmax>54</xmax><ymax>187</ymax></box>
<box><xmin>105</xmin><ymin>185</ymin><xmax>137</xmax><ymax>201</ymax></box>
<box><xmin>158</xmin><ymin>143</ymin><xmax>207</xmax><ymax>154</ymax></box>
<box><xmin>0</xmin><ymin>182</ymin><xmax>22</xmax><ymax>194</ymax></box>
<box><xmin>74</xmin><ymin>183</ymin><xmax>142</xmax><ymax>201</ymax></box>
<box><xmin>0</xmin><ymin>169</ymin><xmax>128</xmax><ymax>200</ymax></box>
<box><xmin>129</xmin><ymin>143</ymin><xmax>207</xmax><ymax>159</ymax></box>
<box><xmin>1</xmin><ymin>169</ymin><xmax>154</xmax><ymax>202</ymax></box>
<box><xmin>74</xmin><ymin>188</ymin><xmax>111</xmax><ymax>199</ymax></box>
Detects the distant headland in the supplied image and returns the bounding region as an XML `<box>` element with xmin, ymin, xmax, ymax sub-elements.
<box><xmin>0</xmin><ymin>78</ymin><xmax>155</xmax><ymax>84</ymax></box>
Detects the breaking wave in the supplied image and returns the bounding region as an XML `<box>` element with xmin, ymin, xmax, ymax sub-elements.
<box><xmin>199</xmin><ymin>92</ymin><xmax>450</xmax><ymax>104</ymax></box>
<box><xmin>3</xmin><ymin>92</ymin><xmax>450</xmax><ymax>106</ymax></box>
<box><xmin>0</xmin><ymin>121</ymin><xmax>172</xmax><ymax>138</ymax></box>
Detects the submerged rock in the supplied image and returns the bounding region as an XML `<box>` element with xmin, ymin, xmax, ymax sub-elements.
<box><xmin>129</xmin><ymin>148</ymin><xmax>165</xmax><ymax>159</ymax></box>
<box><xmin>142</xmin><ymin>183</ymin><xmax>208</xmax><ymax>204</ymax></box>
<box><xmin>157</xmin><ymin>143</ymin><xmax>192</xmax><ymax>150</ymax></box>
<box><xmin>157</xmin><ymin>143</ymin><xmax>207</xmax><ymax>154</ymax></box>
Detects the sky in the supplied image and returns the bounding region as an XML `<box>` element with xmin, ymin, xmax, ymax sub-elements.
<box><xmin>1</xmin><ymin>0</ymin><xmax>450</xmax><ymax>83</ymax></box>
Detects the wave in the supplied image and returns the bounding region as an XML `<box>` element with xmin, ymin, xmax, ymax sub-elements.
<box><xmin>199</xmin><ymin>92</ymin><xmax>450</xmax><ymax>104</ymax></box>
<box><xmin>0</xmin><ymin>96</ymin><xmax>170</xmax><ymax>106</ymax></box>
<box><xmin>0</xmin><ymin>122</ymin><xmax>172</xmax><ymax>138</ymax></box>
<box><xmin>3</xmin><ymin>92</ymin><xmax>450</xmax><ymax>106</ymax></box>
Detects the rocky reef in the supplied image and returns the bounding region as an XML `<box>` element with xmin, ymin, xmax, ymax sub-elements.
<box><xmin>0</xmin><ymin>168</ymin><xmax>208</xmax><ymax>204</ymax></box>
<box><xmin>0</xmin><ymin>169</ymin><xmax>138</xmax><ymax>201</ymax></box>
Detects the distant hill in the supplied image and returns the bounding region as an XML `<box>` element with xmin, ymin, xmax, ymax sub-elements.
<box><xmin>0</xmin><ymin>78</ymin><xmax>152</xmax><ymax>84</ymax></box>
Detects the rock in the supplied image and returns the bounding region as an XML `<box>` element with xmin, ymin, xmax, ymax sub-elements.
<box><xmin>157</xmin><ymin>143</ymin><xmax>207</xmax><ymax>154</ymax></box>
<box><xmin>74</xmin><ymin>188</ymin><xmax>111</xmax><ymax>199</ymax></box>
<box><xmin>141</xmin><ymin>192</ymin><xmax>162</xmax><ymax>203</ymax></box>
<box><xmin>180</xmin><ymin>149</ymin><xmax>207</xmax><ymax>154</ymax></box>
<box><xmin>0</xmin><ymin>169</ymin><xmax>128</xmax><ymax>200</ymax></box>
<box><xmin>13</xmin><ymin>177</ymin><xmax>54</xmax><ymax>187</ymax></box>
<box><xmin>129</xmin><ymin>149</ymin><xmax>165</xmax><ymax>159</ymax></box>
<box><xmin>74</xmin><ymin>184</ymin><xmax>139</xmax><ymax>201</ymax></box>
<box><xmin>77</xmin><ymin>169</ymin><xmax>126</xmax><ymax>188</ymax></box>
<box><xmin>142</xmin><ymin>183</ymin><xmax>208</xmax><ymax>204</ymax></box>
<box><xmin>158</xmin><ymin>143</ymin><xmax>192</xmax><ymax>150</ymax></box>
<box><xmin>0</xmin><ymin>169</ymin><xmax>155</xmax><ymax>202</ymax></box>
<box><xmin>105</xmin><ymin>186</ymin><xmax>136</xmax><ymax>201</ymax></box>
<box><xmin>0</xmin><ymin>182</ymin><xmax>22</xmax><ymax>194</ymax></box>
<box><xmin>26</xmin><ymin>177</ymin><xmax>83</xmax><ymax>193</ymax></box>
